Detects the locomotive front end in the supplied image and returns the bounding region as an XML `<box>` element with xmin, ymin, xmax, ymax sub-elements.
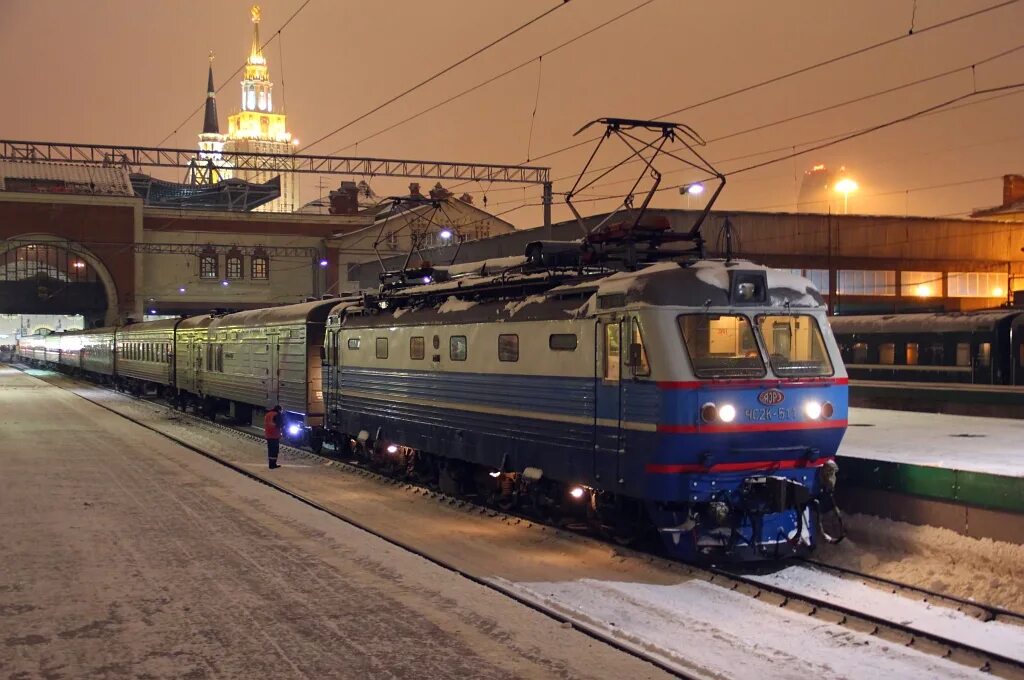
<box><xmin>642</xmin><ymin>264</ymin><xmax>848</xmax><ymax>562</ymax></box>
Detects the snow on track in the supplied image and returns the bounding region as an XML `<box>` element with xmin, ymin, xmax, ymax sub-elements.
<box><xmin>504</xmin><ymin>577</ymin><xmax>990</xmax><ymax>680</ymax></box>
<box><xmin>747</xmin><ymin>565</ymin><xmax>1024</xmax><ymax>663</ymax></box>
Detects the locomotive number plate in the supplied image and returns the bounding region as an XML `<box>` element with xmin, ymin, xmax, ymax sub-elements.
<box><xmin>744</xmin><ymin>407</ymin><xmax>796</xmax><ymax>421</ymax></box>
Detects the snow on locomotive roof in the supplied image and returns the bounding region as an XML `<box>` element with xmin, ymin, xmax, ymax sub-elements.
<box><xmin>828</xmin><ymin>310</ymin><xmax>1021</xmax><ymax>334</ymax></box>
<box><xmin>598</xmin><ymin>259</ymin><xmax>823</xmax><ymax>309</ymax></box>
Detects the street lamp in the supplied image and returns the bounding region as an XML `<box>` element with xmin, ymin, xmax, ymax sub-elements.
<box><xmin>834</xmin><ymin>178</ymin><xmax>858</xmax><ymax>214</ymax></box>
<box><xmin>680</xmin><ymin>183</ymin><xmax>704</xmax><ymax>208</ymax></box>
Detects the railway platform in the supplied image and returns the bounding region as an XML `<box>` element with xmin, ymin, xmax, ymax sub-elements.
<box><xmin>837</xmin><ymin>407</ymin><xmax>1024</xmax><ymax>543</ymax></box>
<box><xmin>0</xmin><ymin>365</ymin><xmax>665</xmax><ymax>679</ymax></box>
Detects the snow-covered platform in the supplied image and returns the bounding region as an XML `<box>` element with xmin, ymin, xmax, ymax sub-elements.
<box><xmin>841</xmin><ymin>407</ymin><xmax>1024</xmax><ymax>478</ymax></box>
<box><xmin>0</xmin><ymin>366</ymin><xmax>661</xmax><ymax>679</ymax></box>
<box><xmin>837</xmin><ymin>407</ymin><xmax>1024</xmax><ymax>543</ymax></box>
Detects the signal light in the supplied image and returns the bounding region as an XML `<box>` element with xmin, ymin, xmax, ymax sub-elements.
<box><xmin>804</xmin><ymin>401</ymin><xmax>823</xmax><ymax>420</ymax></box>
<box><xmin>821</xmin><ymin>401</ymin><xmax>834</xmax><ymax>419</ymax></box>
<box><xmin>701</xmin><ymin>403</ymin><xmax>717</xmax><ymax>423</ymax></box>
<box><xmin>718</xmin><ymin>404</ymin><xmax>736</xmax><ymax>423</ymax></box>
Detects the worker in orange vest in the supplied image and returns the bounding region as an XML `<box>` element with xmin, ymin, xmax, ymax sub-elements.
<box><xmin>264</xmin><ymin>405</ymin><xmax>283</xmax><ymax>469</ymax></box>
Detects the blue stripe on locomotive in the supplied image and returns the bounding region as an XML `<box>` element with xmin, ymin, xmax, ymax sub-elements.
<box><xmin>329</xmin><ymin>366</ymin><xmax>847</xmax><ymax>501</ymax></box>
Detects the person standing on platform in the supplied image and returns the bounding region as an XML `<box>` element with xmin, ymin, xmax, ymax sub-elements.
<box><xmin>264</xmin><ymin>405</ymin><xmax>283</xmax><ymax>469</ymax></box>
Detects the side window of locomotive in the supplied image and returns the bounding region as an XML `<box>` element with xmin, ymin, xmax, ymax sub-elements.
<box><xmin>498</xmin><ymin>334</ymin><xmax>519</xmax><ymax>362</ymax></box>
<box><xmin>678</xmin><ymin>314</ymin><xmax>765</xmax><ymax>378</ymax></box>
<box><xmin>603</xmin><ymin>323</ymin><xmax>621</xmax><ymax>382</ymax></box>
<box><xmin>549</xmin><ymin>334</ymin><xmax>578</xmax><ymax>351</ymax></box>
<box><xmin>410</xmin><ymin>336</ymin><xmax>425</xmax><ymax>360</ymax></box>
<box><xmin>450</xmin><ymin>335</ymin><xmax>467</xmax><ymax>362</ymax></box>
<box><xmin>348</xmin><ymin>337</ymin><xmax>361</xmax><ymax>351</ymax></box>
<box><xmin>627</xmin><ymin>321</ymin><xmax>650</xmax><ymax>377</ymax></box>
<box><xmin>756</xmin><ymin>315</ymin><xmax>833</xmax><ymax>377</ymax></box>
<box><xmin>376</xmin><ymin>337</ymin><xmax>388</xmax><ymax>360</ymax></box>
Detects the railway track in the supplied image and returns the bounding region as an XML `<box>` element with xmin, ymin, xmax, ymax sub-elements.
<box><xmin>18</xmin><ymin>364</ymin><xmax>1024</xmax><ymax>680</ymax></box>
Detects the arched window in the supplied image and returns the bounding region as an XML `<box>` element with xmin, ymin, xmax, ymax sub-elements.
<box><xmin>226</xmin><ymin>249</ymin><xmax>243</xmax><ymax>280</ymax></box>
<box><xmin>251</xmin><ymin>248</ymin><xmax>269</xmax><ymax>280</ymax></box>
<box><xmin>199</xmin><ymin>247</ymin><xmax>218</xmax><ymax>280</ymax></box>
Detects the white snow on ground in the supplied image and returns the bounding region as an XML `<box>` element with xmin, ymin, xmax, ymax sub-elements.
<box><xmin>841</xmin><ymin>407</ymin><xmax>1024</xmax><ymax>477</ymax></box>
<box><xmin>819</xmin><ymin>513</ymin><xmax>1024</xmax><ymax>611</ymax></box>
<box><xmin>502</xmin><ymin>577</ymin><xmax>988</xmax><ymax>680</ymax></box>
<box><xmin>747</xmin><ymin>565</ymin><xmax>1024</xmax><ymax>662</ymax></box>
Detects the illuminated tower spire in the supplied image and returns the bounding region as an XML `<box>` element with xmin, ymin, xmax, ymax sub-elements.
<box><xmin>202</xmin><ymin>52</ymin><xmax>220</xmax><ymax>135</ymax></box>
<box><xmin>242</xmin><ymin>5</ymin><xmax>271</xmax><ymax>112</ymax></box>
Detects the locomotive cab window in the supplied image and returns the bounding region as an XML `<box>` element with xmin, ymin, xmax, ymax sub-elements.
<box><xmin>756</xmin><ymin>315</ymin><xmax>833</xmax><ymax>377</ymax></box>
<box><xmin>498</xmin><ymin>334</ymin><xmax>519</xmax><ymax>362</ymax></box>
<box><xmin>450</xmin><ymin>335</ymin><xmax>467</xmax><ymax>361</ymax></box>
<box><xmin>678</xmin><ymin>314</ymin><xmax>765</xmax><ymax>378</ymax></box>
<box><xmin>627</xmin><ymin>320</ymin><xmax>650</xmax><ymax>377</ymax></box>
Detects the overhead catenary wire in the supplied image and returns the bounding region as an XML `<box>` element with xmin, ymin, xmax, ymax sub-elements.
<box><xmin>156</xmin><ymin>0</ymin><xmax>315</xmax><ymax>147</ymax></box>
<box><xmin>518</xmin><ymin>0</ymin><xmax>1022</xmax><ymax>167</ymax></box>
<box><xmin>299</xmin><ymin>0</ymin><xmax>573</xmax><ymax>154</ymax></box>
<box><xmin>327</xmin><ymin>0</ymin><xmax>658</xmax><ymax>156</ymax></box>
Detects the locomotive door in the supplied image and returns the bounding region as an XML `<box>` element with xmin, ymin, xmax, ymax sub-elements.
<box><xmin>595</xmin><ymin>317</ymin><xmax>625</xmax><ymax>483</ymax></box>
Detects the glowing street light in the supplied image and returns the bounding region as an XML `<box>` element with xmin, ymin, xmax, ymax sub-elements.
<box><xmin>834</xmin><ymin>178</ymin><xmax>858</xmax><ymax>214</ymax></box>
<box><xmin>679</xmin><ymin>183</ymin><xmax>705</xmax><ymax>208</ymax></box>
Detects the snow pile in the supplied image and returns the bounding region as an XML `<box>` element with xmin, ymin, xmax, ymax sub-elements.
<box><xmin>819</xmin><ymin>513</ymin><xmax>1024</xmax><ymax>611</ymax></box>
<box><xmin>502</xmin><ymin>577</ymin><xmax>987</xmax><ymax>679</ymax></box>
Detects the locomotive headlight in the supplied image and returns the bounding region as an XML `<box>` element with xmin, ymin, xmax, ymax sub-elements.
<box><xmin>718</xmin><ymin>404</ymin><xmax>737</xmax><ymax>423</ymax></box>
<box><xmin>804</xmin><ymin>401</ymin><xmax>822</xmax><ymax>420</ymax></box>
<box><xmin>700</xmin><ymin>402</ymin><xmax>717</xmax><ymax>423</ymax></box>
<box><xmin>287</xmin><ymin>423</ymin><xmax>302</xmax><ymax>437</ymax></box>
<box><xmin>386</xmin><ymin>444</ymin><xmax>399</xmax><ymax>454</ymax></box>
<box><xmin>569</xmin><ymin>486</ymin><xmax>586</xmax><ymax>500</ymax></box>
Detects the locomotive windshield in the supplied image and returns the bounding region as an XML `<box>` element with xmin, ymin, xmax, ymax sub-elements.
<box><xmin>756</xmin><ymin>314</ymin><xmax>834</xmax><ymax>377</ymax></box>
<box><xmin>678</xmin><ymin>314</ymin><xmax>765</xmax><ymax>378</ymax></box>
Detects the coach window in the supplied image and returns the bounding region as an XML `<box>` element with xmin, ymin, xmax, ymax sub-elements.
<box><xmin>376</xmin><ymin>337</ymin><xmax>389</xmax><ymax>359</ymax></box>
<box><xmin>410</xmin><ymin>336</ymin><xmax>425</xmax><ymax>360</ymax></box>
<box><xmin>251</xmin><ymin>248</ymin><xmax>269</xmax><ymax>280</ymax></box>
<box><xmin>852</xmin><ymin>342</ymin><xmax>868</xmax><ymax>363</ymax></box>
<box><xmin>549</xmin><ymin>334</ymin><xmax>578</xmax><ymax>351</ymax></box>
<box><xmin>978</xmin><ymin>342</ymin><xmax>991</xmax><ymax>368</ymax></box>
<box><xmin>199</xmin><ymin>248</ymin><xmax>218</xmax><ymax>280</ymax></box>
<box><xmin>878</xmin><ymin>343</ymin><xmax>895</xmax><ymax>365</ymax></box>
<box><xmin>348</xmin><ymin>337</ymin><xmax>361</xmax><ymax>350</ymax></box>
<box><xmin>906</xmin><ymin>342</ymin><xmax>919</xmax><ymax>366</ymax></box>
<box><xmin>956</xmin><ymin>343</ymin><xmax>971</xmax><ymax>367</ymax></box>
<box><xmin>604</xmin><ymin>322</ymin><xmax>620</xmax><ymax>381</ymax></box>
<box><xmin>450</xmin><ymin>335</ymin><xmax>467</xmax><ymax>361</ymax></box>
<box><xmin>498</xmin><ymin>334</ymin><xmax>519</xmax><ymax>362</ymax></box>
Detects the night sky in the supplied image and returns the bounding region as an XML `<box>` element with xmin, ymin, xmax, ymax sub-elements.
<box><xmin>2</xmin><ymin>0</ymin><xmax>1022</xmax><ymax>227</ymax></box>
